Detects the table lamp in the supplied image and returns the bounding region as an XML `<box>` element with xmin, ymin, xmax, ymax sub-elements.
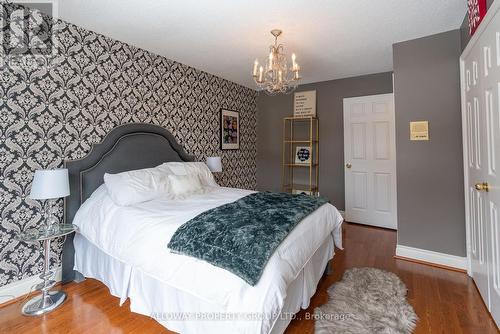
<box><xmin>206</xmin><ymin>157</ymin><xmax>222</xmax><ymax>173</ymax></box>
<box><xmin>29</xmin><ymin>169</ymin><xmax>70</xmax><ymax>232</ymax></box>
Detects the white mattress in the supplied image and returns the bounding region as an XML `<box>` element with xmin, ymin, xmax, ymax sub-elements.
<box><xmin>72</xmin><ymin>185</ymin><xmax>343</xmax><ymax>333</ymax></box>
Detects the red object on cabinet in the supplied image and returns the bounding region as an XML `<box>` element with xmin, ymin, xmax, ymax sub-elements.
<box><xmin>468</xmin><ymin>0</ymin><xmax>488</xmax><ymax>35</ymax></box>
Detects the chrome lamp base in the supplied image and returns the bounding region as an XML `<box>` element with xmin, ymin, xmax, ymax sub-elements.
<box><xmin>15</xmin><ymin>223</ymin><xmax>78</xmax><ymax>317</ymax></box>
<box><xmin>22</xmin><ymin>290</ymin><xmax>67</xmax><ymax>316</ymax></box>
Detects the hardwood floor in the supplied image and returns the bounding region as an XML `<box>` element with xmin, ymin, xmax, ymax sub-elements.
<box><xmin>0</xmin><ymin>223</ymin><xmax>498</xmax><ymax>333</ymax></box>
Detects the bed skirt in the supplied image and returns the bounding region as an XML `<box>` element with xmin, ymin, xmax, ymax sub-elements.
<box><xmin>73</xmin><ymin>233</ymin><xmax>335</xmax><ymax>334</ymax></box>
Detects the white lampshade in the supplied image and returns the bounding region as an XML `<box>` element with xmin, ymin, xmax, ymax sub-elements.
<box><xmin>29</xmin><ymin>169</ymin><xmax>70</xmax><ymax>200</ymax></box>
<box><xmin>206</xmin><ymin>157</ymin><xmax>222</xmax><ymax>173</ymax></box>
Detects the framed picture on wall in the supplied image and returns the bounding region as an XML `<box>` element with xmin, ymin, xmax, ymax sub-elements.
<box><xmin>221</xmin><ymin>108</ymin><xmax>239</xmax><ymax>150</ymax></box>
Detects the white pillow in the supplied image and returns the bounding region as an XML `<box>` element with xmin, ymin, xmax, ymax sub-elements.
<box><xmin>193</xmin><ymin>162</ymin><xmax>219</xmax><ymax>187</ymax></box>
<box><xmin>104</xmin><ymin>167</ymin><xmax>169</xmax><ymax>206</ymax></box>
<box><xmin>167</xmin><ymin>174</ymin><xmax>204</xmax><ymax>197</ymax></box>
<box><xmin>161</xmin><ymin>162</ymin><xmax>188</xmax><ymax>175</ymax></box>
<box><xmin>159</xmin><ymin>162</ymin><xmax>218</xmax><ymax>187</ymax></box>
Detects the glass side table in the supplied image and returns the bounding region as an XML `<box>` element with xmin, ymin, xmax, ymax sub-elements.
<box><xmin>15</xmin><ymin>224</ymin><xmax>77</xmax><ymax>316</ymax></box>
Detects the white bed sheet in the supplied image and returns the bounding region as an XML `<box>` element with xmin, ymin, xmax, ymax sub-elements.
<box><xmin>72</xmin><ymin>185</ymin><xmax>343</xmax><ymax>334</ymax></box>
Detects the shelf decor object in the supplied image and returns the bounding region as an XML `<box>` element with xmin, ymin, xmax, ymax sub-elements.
<box><xmin>251</xmin><ymin>29</ymin><xmax>301</xmax><ymax>95</ymax></box>
<box><xmin>295</xmin><ymin>146</ymin><xmax>312</xmax><ymax>165</ymax></box>
<box><xmin>294</xmin><ymin>90</ymin><xmax>316</xmax><ymax>117</ymax></box>
<box><xmin>282</xmin><ymin>116</ymin><xmax>319</xmax><ymax>195</ymax></box>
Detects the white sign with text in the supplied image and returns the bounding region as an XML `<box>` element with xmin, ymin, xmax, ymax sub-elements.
<box><xmin>294</xmin><ymin>90</ymin><xmax>316</xmax><ymax>117</ymax></box>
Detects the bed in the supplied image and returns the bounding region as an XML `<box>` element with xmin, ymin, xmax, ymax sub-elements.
<box><xmin>62</xmin><ymin>123</ymin><xmax>343</xmax><ymax>334</ymax></box>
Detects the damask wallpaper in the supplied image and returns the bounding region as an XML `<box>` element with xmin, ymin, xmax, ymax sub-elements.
<box><xmin>0</xmin><ymin>4</ymin><xmax>257</xmax><ymax>286</ymax></box>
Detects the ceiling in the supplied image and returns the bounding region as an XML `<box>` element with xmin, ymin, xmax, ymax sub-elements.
<box><xmin>56</xmin><ymin>0</ymin><xmax>466</xmax><ymax>89</ymax></box>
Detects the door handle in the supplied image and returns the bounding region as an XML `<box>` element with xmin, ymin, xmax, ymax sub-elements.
<box><xmin>475</xmin><ymin>182</ymin><xmax>489</xmax><ymax>192</ymax></box>
<box><xmin>346</xmin><ymin>163</ymin><xmax>352</xmax><ymax>169</ymax></box>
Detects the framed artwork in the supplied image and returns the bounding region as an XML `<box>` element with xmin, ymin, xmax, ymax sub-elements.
<box><xmin>221</xmin><ymin>108</ymin><xmax>239</xmax><ymax>150</ymax></box>
<box><xmin>295</xmin><ymin>146</ymin><xmax>311</xmax><ymax>164</ymax></box>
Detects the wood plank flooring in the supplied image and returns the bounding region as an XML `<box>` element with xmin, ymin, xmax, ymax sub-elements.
<box><xmin>0</xmin><ymin>223</ymin><xmax>498</xmax><ymax>333</ymax></box>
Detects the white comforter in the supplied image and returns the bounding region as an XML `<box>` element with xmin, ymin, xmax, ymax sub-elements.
<box><xmin>73</xmin><ymin>185</ymin><xmax>343</xmax><ymax>333</ymax></box>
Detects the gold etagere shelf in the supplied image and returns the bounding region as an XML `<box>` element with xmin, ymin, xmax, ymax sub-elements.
<box><xmin>282</xmin><ymin>116</ymin><xmax>319</xmax><ymax>195</ymax></box>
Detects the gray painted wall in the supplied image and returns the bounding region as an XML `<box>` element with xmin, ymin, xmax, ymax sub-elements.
<box><xmin>393</xmin><ymin>30</ymin><xmax>466</xmax><ymax>256</ymax></box>
<box><xmin>257</xmin><ymin>73</ymin><xmax>393</xmax><ymax>210</ymax></box>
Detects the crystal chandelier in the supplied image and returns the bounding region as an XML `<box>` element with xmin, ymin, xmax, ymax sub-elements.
<box><xmin>252</xmin><ymin>29</ymin><xmax>301</xmax><ymax>95</ymax></box>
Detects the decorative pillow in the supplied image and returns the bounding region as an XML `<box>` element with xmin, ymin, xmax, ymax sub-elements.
<box><xmin>159</xmin><ymin>162</ymin><xmax>218</xmax><ymax>187</ymax></box>
<box><xmin>167</xmin><ymin>174</ymin><xmax>204</xmax><ymax>197</ymax></box>
<box><xmin>104</xmin><ymin>167</ymin><xmax>169</xmax><ymax>206</ymax></box>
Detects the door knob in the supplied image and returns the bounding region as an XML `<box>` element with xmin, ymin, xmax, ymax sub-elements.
<box><xmin>475</xmin><ymin>182</ymin><xmax>489</xmax><ymax>192</ymax></box>
<box><xmin>346</xmin><ymin>163</ymin><xmax>352</xmax><ymax>169</ymax></box>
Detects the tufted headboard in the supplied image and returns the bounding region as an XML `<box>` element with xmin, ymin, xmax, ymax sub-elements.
<box><xmin>62</xmin><ymin>123</ymin><xmax>195</xmax><ymax>283</ymax></box>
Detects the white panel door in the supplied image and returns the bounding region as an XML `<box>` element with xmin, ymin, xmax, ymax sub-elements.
<box><xmin>464</xmin><ymin>38</ymin><xmax>491</xmax><ymax>310</ymax></box>
<box><xmin>480</xmin><ymin>13</ymin><xmax>500</xmax><ymax>325</ymax></box>
<box><xmin>461</xmin><ymin>4</ymin><xmax>500</xmax><ymax>327</ymax></box>
<box><xmin>343</xmin><ymin>94</ymin><xmax>397</xmax><ymax>229</ymax></box>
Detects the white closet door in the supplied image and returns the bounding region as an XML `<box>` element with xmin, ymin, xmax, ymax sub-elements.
<box><xmin>464</xmin><ymin>41</ymin><xmax>491</xmax><ymax>309</ymax></box>
<box><xmin>480</xmin><ymin>13</ymin><xmax>500</xmax><ymax>323</ymax></box>
<box><xmin>462</xmin><ymin>4</ymin><xmax>500</xmax><ymax>327</ymax></box>
<box><xmin>343</xmin><ymin>94</ymin><xmax>397</xmax><ymax>230</ymax></box>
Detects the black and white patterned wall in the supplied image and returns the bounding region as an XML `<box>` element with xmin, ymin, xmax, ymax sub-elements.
<box><xmin>0</xmin><ymin>4</ymin><xmax>257</xmax><ymax>286</ymax></box>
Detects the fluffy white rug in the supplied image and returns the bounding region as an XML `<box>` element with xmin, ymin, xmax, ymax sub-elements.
<box><xmin>314</xmin><ymin>267</ymin><xmax>418</xmax><ymax>334</ymax></box>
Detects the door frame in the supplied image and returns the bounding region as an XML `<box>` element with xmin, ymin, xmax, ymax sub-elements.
<box><xmin>343</xmin><ymin>93</ymin><xmax>398</xmax><ymax>230</ymax></box>
<box><xmin>459</xmin><ymin>58</ymin><xmax>473</xmax><ymax>277</ymax></box>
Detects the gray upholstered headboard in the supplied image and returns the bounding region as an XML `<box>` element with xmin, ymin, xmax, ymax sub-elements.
<box><xmin>62</xmin><ymin>123</ymin><xmax>195</xmax><ymax>283</ymax></box>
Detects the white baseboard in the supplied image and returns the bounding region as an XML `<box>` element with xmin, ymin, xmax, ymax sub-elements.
<box><xmin>395</xmin><ymin>245</ymin><xmax>467</xmax><ymax>271</ymax></box>
<box><xmin>0</xmin><ymin>267</ymin><xmax>62</xmax><ymax>305</ymax></box>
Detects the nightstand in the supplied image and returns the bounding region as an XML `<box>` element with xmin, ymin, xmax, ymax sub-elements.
<box><xmin>15</xmin><ymin>224</ymin><xmax>77</xmax><ymax>316</ymax></box>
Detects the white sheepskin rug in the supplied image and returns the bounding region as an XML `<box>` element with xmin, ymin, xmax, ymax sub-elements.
<box><xmin>314</xmin><ymin>267</ymin><xmax>418</xmax><ymax>334</ymax></box>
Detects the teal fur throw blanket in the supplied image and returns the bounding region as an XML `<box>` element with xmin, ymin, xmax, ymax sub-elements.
<box><xmin>168</xmin><ymin>192</ymin><xmax>328</xmax><ymax>286</ymax></box>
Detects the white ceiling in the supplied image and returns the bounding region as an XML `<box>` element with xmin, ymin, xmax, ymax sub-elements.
<box><xmin>57</xmin><ymin>0</ymin><xmax>466</xmax><ymax>89</ymax></box>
